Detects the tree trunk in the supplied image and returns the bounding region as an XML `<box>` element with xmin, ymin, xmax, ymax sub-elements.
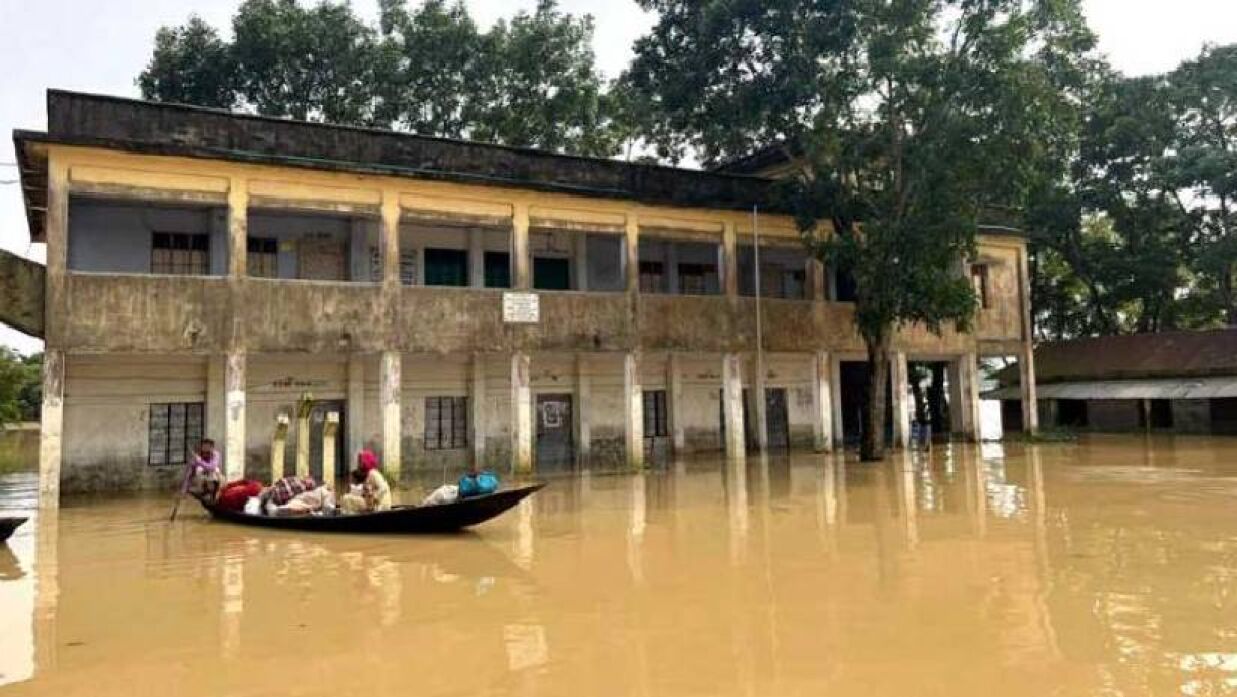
<box><xmin>860</xmin><ymin>335</ymin><xmax>891</xmax><ymax>462</ymax></box>
<box><xmin>1225</xmin><ymin>261</ymin><xmax>1236</xmax><ymax>327</ymax></box>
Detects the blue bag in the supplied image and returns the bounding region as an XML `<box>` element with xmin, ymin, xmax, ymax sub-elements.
<box><xmin>459</xmin><ymin>471</ymin><xmax>499</xmax><ymax>498</ymax></box>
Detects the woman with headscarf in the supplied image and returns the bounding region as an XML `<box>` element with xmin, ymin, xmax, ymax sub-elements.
<box><xmin>340</xmin><ymin>449</ymin><xmax>392</xmax><ymax>514</ymax></box>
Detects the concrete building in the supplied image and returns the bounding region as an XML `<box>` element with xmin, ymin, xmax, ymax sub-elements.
<box><xmin>0</xmin><ymin>90</ymin><xmax>1037</xmax><ymax>503</ymax></box>
<box><xmin>989</xmin><ymin>329</ymin><xmax>1237</xmax><ymax>434</ymax></box>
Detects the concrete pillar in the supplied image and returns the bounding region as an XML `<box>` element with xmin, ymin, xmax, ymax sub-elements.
<box><xmin>321</xmin><ymin>412</ymin><xmax>340</xmax><ymax>488</ymax></box>
<box><xmin>346</xmin><ymin>355</ymin><xmax>365</xmax><ymax>463</ymax></box>
<box><xmin>470</xmin><ymin>355</ymin><xmax>487</xmax><ymax>467</ymax></box>
<box><xmin>625</xmin><ymin>213</ymin><xmax>640</xmax><ymax>292</ymax></box>
<box><xmin>948</xmin><ymin>354</ymin><xmax>981</xmax><ymax>441</ymax></box>
<box><xmin>270</xmin><ymin>413</ymin><xmax>289</xmax><ymax>481</ymax></box>
<box><xmin>722</xmin><ymin>221</ymin><xmax>739</xmax><ymax>297</ymax></box>
<box><xmin>667</xmin><ymin>353</ymin><xmax>686</xmax><ymax>454</ymax></box>
<box><xmin>665</xmin><ymin>243</ymin><xmax>680</xmax><ymax>294</ymax></box>
<box><xmin>513</xmin><ymin>203</ymin><xmax>531</xmax><ymax>290</ymax></box>
<box><xmin>890</xmin><ymin>351</ymin><xmax>910</xmax><ymax>449</ymax></box>
<box><xmin>624</xmin><ymin>352</ymin><xmax>645</xmax><ymax>470</ymax></box>
<box><xmin>227</xmin><ymin>178</ymin><xmax>248</xmax><ymax>278</ymax></box>
<box><xmin>1016</xmin><ymin>243</ymin><xmax>1039</xmax><ymax>435</ymax></box>
<box><xmin>751</xmin><ymin>354</ymin><xmax>769</xmax><ymax>451</ymax></box>
<box><xmin>38</xmin><ymin>349</ymin><xmax>65</xmax><ymax>508</ymax></box>
<box><xmin>381</xmin><ymin>190</ymin><xmax>401</xmax><ymax>284</ymax></box>
<box><xmin>511</xmin><ymin>353</ymin><xmax>533</xmax><ymax>473</ymax></box>
<box><xmin>224</xmin><ymin>351</ymin><xmax>246</xmax><ymax>481</ymax></box>
<box><xmin>380</xmin><ymin>351</ymin><xmax>402</xmax><ymax>480</ymax></box>
<box><xmin>574</xmin><ymin>354</ymin><xmax>592</xmax><ymax>463</ymax></box>
<box><xmin>722</xmin><ymin>353</ymin><xmax>745</xmax><ymax>459</ymax></box>
<box><xmin>812</xmin><ymin>351</ymin><xmax>834</xmax><ymax>452</ymax></box>
<box><xmin>1019</xmin><ymin>344</ymin><xmax>1039</xmax><ymax>435</ymax></box>
<box><xmin>808</xmin><ymin>258</ymin><xmax>826</xmax><ymax>301</ymax></box>
<box><xmin>573</xmin><ymin>233</ymin><xmax>589</xmax><ymax>292</ymax></box>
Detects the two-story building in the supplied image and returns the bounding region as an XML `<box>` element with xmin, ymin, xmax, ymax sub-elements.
<box><xmin>2</xmin><ymin>90</ymin><xmax>1037</xmax><ymax>504</ymax></box>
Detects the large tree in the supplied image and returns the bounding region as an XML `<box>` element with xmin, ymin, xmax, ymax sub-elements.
<box><xmin>138</xmin><ymin>0</ymin><xmax>617</xmax><ymax>156</ymax></box>
<box><xmin>625</xmin><ymin>0</ymin><xmax>1093</xmax><ymax>459</ymax></box>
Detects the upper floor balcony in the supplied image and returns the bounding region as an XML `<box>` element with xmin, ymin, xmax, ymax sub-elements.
<box><xmin>50</xmin><ymin>173</ymin><xmax>1027</xmax><ymax>358</ymax></box>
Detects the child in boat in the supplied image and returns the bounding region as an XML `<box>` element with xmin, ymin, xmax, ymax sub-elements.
<box><xmin>184</xmin><ymin>438</ymin><xmax>223</xmax><ymax>503</ymax></box>
<box><xmin>340</xmin><ymin>449</ymin><xmax>392</xmax><ymax>514</ymax></box>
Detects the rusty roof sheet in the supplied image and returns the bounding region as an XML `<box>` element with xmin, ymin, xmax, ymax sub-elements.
<box><xmin>1010</xmin><ymin>329</ymin><xmax>1237</xmax><ymax>385</ymax></box>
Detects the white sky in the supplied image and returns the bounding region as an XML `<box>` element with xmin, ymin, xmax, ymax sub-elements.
<box><xmin>2</xmin><ymin>0</ymin><xmax>1236</xmax><ymax>354</ymax></box>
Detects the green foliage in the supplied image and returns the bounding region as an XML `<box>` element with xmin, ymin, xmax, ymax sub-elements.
<box><xmin>0</xmin><ymin>349</ymin><xmax>41</xmax><ymax>429</ymax></box>
<box><xmin>1027</xmin><ymin>41</ymin><xmax>1237</xmax><ymax>339</ymax></box>
<box><xmin>624</xmin><ymin>0</ymin><xmax>1092</xmax><ymax>459</ymax></box>
<box><xmin>139</xmin><ymin>0</ymin><xmax>617</xmax><ymax>156</ymax></box>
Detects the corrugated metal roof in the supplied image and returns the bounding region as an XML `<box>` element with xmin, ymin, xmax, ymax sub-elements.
<box><xmin>984</xmin><ymin>376</ymin><xmax>1237</xmax><ymax>401</ymax></box>
<box><xmin>997</xmin><ymin>329</ymin><xmax>1237</xmax><ymax>385</ymax></box>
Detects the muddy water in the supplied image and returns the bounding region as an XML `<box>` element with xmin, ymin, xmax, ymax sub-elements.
<box><xmin>1</xmin><ymin>436</ymin><xmax>1236</xmax><ymax>696</ymax></box>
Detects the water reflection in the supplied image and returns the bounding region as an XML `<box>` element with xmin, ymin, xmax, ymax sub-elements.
<box><xmin>3</xmin><ymin>437</ymin><xmax>1237</xmax><ymax>695</ymax></box>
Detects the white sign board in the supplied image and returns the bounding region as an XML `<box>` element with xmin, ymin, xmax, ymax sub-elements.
<box><xmin>503</xmin><ymin>292</ymin><xmax>540</xmax><ymax>323</ymax></box>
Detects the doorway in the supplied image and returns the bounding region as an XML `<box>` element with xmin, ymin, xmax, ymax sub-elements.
<box><xmin>764</xmin><ymin>387</ymin><xmax>790</xmax><ymax>450</ymax></box>
<box><xmin>535</xmin><ymin>393</ymin><xmax>575</xmax><ymax>472</ymax></box>
<box><xmin>838</xmin><ymin>361</ymin><xmax>893</xmax><ymax>446</ymax></box>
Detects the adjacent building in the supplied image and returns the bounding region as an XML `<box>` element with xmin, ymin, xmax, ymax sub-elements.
<box><xmin>1</xmin><ymin>90</ymin><xmax>1038</xmax><ymax>503</ymax></box>
<box><xmin>989</xmin><ymin>329</ymin><xmax>1237</xmax><ymax>434</ymax></box>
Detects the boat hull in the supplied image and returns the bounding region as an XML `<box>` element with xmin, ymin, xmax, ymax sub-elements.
<box><xmin>0</xmin><ymin>517</ymin><xmax>27</xmax><ymax>543</ymax></box>
<box><xmin>202</xmin><ymin>484</ymin><xmax>544</xmax><ymax>533</ymax></box>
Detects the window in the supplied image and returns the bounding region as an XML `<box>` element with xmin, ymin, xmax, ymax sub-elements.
<box><xmin>678</xmin><ymin>262</ymin><xmax>719</xmax><ymax>295</ymax></box>
<box><xmin>971</xmin><ymin>264</ymin><xmax>990</xmax><ymax>309</ymax></box>
<box><xmin>424</xmin><ymin>248</ymin><xmax>469</xmax><ymax>286</ymax></box>
<box><xmin>148</xmin><ymin>402</ymin><xmax>204</xmax><ymax>466</ymax></box>
<box><xmin>534</xmin><ymin>257</ymin><xmax>571</xmax><ymax>290</ymax></box>
<box><xmin>151</xmin><ymin>232</ymin><xmax>209</xmax><ymax>275</ymax></box>
<box><xmin>369</xmin><ymin>247</ymin><xmax>417</xmax><ymax>284</ymax></box>
<box><xmin>247</xmin><ymin>237</ymin><xmax>278</xmax><ymax>278</ymax></box>
<box><xmin>425</xmin><ymin>396</ymin><xmax>468</xmax><ymax>450</ymax></box>
<box><xmin>485</xmin><ymin>251</ymin><xmax>511</xmax><ymax>288</ymax></box>
<box><xmin>643</xmin><ymin>390</ymin><xmax>669</xmax><ymax>438</ymax></box>
<box><xmin>639</xmin><ymin>261</ymin><xmax>665</xmax><ymax>293</ymax></box>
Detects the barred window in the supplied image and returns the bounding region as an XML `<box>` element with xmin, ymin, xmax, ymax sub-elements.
<box><xmin>643</xmin><ymin>390</ymin><xmax>669</xmax><ymax>438</ymax></box>
<box><xmin>639</xmin><ymin>261</ymin><xmax>664</xmax><ymax>293</ymax></box>
<box><xmin>248</xmin><ymin>237</ymin><xmax>278</xmax><ymax>278</ymax></box>
<box><xmin>152</xmin><ymin>232</ymin><xmax>209</xmax><ymax>275</ymax></box>
<box><xmin>678</xmin><ymin>262</ymin><xmax>719</xmax><ymax>295</ymax></box>
<box><xmin>149</xmin><ymin>402</ymin><xmax>204</xmax><ymax>467</ymax></box>
<box><xmin>425</xmin><ymin>396</ymin><xmax>468</xmax><ymax>450</ymax></box>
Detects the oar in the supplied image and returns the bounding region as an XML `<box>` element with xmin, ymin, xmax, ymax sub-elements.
<box><xmin>169</xmin><ymin>456</ymin><xmax>194</xmax><ymax>522</ymax></box>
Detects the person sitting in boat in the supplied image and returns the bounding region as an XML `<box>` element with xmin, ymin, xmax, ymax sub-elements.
<box><xmin>184</xmin><ymin>438</ymin><xmax>223</xmax><ymax>503</ymax></box>
<box><xmin>340</xmin><ymin>449</ymin><xmax>392</xmax><ymax>514</ymax></box>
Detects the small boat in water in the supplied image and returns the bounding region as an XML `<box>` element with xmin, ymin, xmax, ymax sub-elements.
<box><xmin>200</xmin><ymin>484</ymin><xmax>545</xmax><ymax>533</ymax></box>
<box><xmin>0</xmin><ymin>517</ymin><xmax>28</xmax><ymax>543</ymax></box>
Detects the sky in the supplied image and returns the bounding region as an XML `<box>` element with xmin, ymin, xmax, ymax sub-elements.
<box><xmin>2</xmin><ymin>0</ymin><xmax>1237</xmax><ymax>354</ymax></box>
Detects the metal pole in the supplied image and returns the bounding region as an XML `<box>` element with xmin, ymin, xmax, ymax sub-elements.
<box><xmin>752</xmin><ymin>206</ymin><xmax>765</xmax><ymax>451</ymax></box>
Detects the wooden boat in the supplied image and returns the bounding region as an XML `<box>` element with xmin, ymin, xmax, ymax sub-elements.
<box><xmin>201</xmin><ymin>484</ymin><xmax>544</xmax><ymax>533</ymax></box>
<box><xmin>0</xmin><ymin>516</ymin><xmax>28</xmax><ymax>543</ymax></box>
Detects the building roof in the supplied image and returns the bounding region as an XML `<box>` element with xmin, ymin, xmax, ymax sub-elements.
<box><xmin>14</xmin><ymin>89</ymin><xmax>782</xmax><ymax>242</ymax></box>
<box><xmin>1002</xmin><ymin>329</ymin><xmax>1237</xmax><ymax>386</ymax></box>
<box><xmin>985</xmin><ymin>376</ymin><xmax>1237</xmax><ymax>401</ymax></box>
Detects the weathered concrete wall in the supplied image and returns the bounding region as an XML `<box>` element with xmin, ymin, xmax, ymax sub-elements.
<box><xmin>61</xmin><ymin>355</ymin><xmax>206</xmax><ymax>493</ymax></box>
<box><xmin>61</xmin><ymin>274</ymin><xmax>230</xmax><ymax>353</ymax></box>
<box><xmin>0</xmin><ymin>249</ymin><xmax>45</xmax><ymax>339</ymax></box>
<box><xmin>974</xmin><ymin>241</ymin><xmax>1023</xmax><ymax>342</ymax></box>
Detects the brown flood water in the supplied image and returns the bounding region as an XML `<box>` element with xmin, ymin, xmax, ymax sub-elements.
<box><xmin>1</xmin><ymin>435</ymin><xmax>1236</xmax><ymax>696</ymax></box>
